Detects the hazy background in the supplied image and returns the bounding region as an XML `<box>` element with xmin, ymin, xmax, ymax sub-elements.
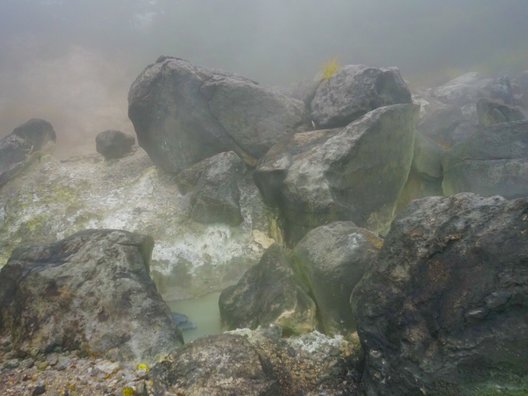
<box><xmin>1</xmin><ymin>0</ymin><xmax>527</xmax><ymax>153</ymax></box>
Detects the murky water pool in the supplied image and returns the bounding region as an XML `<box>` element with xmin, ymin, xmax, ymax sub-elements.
<box><xmin>168</xmin><ymin>291</ymin><xmax>224</xmax><ymax>342</ymax></box>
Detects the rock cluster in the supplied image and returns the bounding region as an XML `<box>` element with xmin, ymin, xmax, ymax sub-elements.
<box><xmin>2</xmin><ymin>60</ymin><xmax>528</xmax><ymax>395</ymax></box>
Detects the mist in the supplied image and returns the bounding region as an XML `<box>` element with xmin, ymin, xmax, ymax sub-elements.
<box><xmin>1</xmin><ymin>0</ymin><xmax>527</xmax><ymax>153</ymax></box>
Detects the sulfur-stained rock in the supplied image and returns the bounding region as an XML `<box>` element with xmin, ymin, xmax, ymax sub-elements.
<box><xmin>255</xmin><ymin>104</ymin><xmax>418</xmax><ymax>244</ymax></box>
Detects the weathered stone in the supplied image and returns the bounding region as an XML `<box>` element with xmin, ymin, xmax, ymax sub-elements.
<box><xmin>443</xmin><ymin>120</ymin><xmax>528</xmax><ymax>198</ymax></box>
<box><xmin>151</xmin><ymin>334</ymin><xmax>280</xmax><ymax>396</ymax></box>
<box><xmin>310</xmin><ymin>65</ymin><xmax>412</xmax><ymax>128</ymax></box>
<box><xmin>292</xmin><ymin>222</ymin><xmax>382</xmax><ymax>333</ymax></box>
<box><xmin>0</xmin><ymin>119</ymin><xmax>56</xmax><ymax>187</ymax></box>
<box><xmin>128</xmin><ymin>56</ymin><xmax>305</xmax><ymax>172</ymax></box>
<box><xmin>177</xmin><ymin>151</ymin><xmax>244</xmax><ymax>225</ymax></box>
<box><xmin>352</xmin><ymin>193</ymin><xmax>528</xmax><ymax>395</ymax></box>
<box><xmin>476</xmin><ymin>98</ymin><xmax>525</xmax><ymax>127</ymax></box>
<box><xmin>11</xmin><ymin>119</ymin><xmax>56</xmax><ymax>151</ymax></box>
<box><xmin>219</xmin><ymin>244</ymin><xmax>317</xmax><ymax>335</ymax></box>
<box><xmin>0</xmin><ymin>230</ymin><xmax>183</xmax><ymax>362</ymax></box>
<box><xmin>255</xmin><ymin>104</ymin><xmax>418</xmax><ymax>244</ymax></box>
<box><xmin>151</xmin><ymin>328</ymin><xmax>361</xmax><ymax>396</ymax></box>
<box><xmin>95</xmin><ymin>130</ymin><xmax>135</xmax><ymax>160</ymax></box>
<box><xmin>430</xmin><ymin>72</ymin><xmax>514</xmax><ymax>108</ymax></box>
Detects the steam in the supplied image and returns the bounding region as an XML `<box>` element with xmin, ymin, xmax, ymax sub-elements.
<box><xmin>1</xmin><ymin>0</ymin><xmax>527</xmax><ymax>154</ymax></box>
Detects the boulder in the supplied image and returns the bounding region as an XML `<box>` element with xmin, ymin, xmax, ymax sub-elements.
<box><xmin>430</xmin><ymin>72</ymin><xmax>514</xmax><ymax>108</ymax></box>
<box><xmin>95</xmin><ymin>130</ymin><xmax>135</xmax><ymax>160</ymax></box>
<box><xmin>255</xmin><ymin>104</ymin><xmax>418</xmax><ymax>244</ymax></box>
<box><xmin>11</xmin><ymin>119</ymin><xmax>56</xmax><ymax>150</ymax></box>
<box><xmin>151</xmin><ymin>334</ymin><xmax>280</xmax><ymax>395</ymax></box>
<box><xmin>310</xmin><ymin>64</ymin><xmax>412</xmax><ymax>128</ymax></box>
<box><xmin>351</xmin><ymin>193</ymin><xmax>528</xmax><ymax>395</ymax></box>
<box><xmin>219</xmin><ymin>244</ymin><xmax>317</xmax><ymax>335</ymax></box>
<box><xmin>292</xmin><ymin>222</ymin><xmax>382</xmax><ymax>333</ymax></box>
<box><xmin>476</xmin><ymin>98</ymin><xmax>525</xmax><ymax>127</ymax></box>
<box><xmin>0</xmin><ymin>119</ymin><xmax>56</xmax><ymax>187</ymax></box>
<box><xmin>176</xmin><ymin>151</ymin><xmax>244</xmax><ymax>226</ymax></box>
<box><xmin>0</xmin><ymin>230</ymin><xmax>183</xmax><ymax>361</ymax></box>
<box><xmin>151</xmin><ymin>329</ymin><xmax>360</xmax><ymax>395</ymax></box>
<box><xmin>128</xmin><ymin>56</ymin><xmax>306</xmax><ymax>173</ymax></box>
<box><xmin>443</xmin><ymin>120</ymin><xmax>528</xmax><ymax>198</ymax></box>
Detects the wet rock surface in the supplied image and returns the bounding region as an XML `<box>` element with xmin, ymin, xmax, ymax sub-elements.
<box><xmin>0</xmin><ymin>229</ymin><xmax>183</xmax><ymax>362</ymax></box>
<box><xmin>128</xmin><ymin>56</ymin><xmax>306</xmax><ymax>172</ymax></box>
<box><xmin>95</xmin><ymin>130</ymin><xmax>135</xmax><ymax>160</ymax></box>
<box><xmin>292</xmin><ymin>222</ymin><xmax>382</xmax><ymax>333</ymax></box>
<box><xmin>219</xmin><ymin>244</ymin><xmax>317</xmax><ymax>335</ymax></box>
<box><xmin>352</xmin><ymin>193</ymin><xmax>528</xmax><ymax>395</ymax></box>
<box><xmin>255</xmin><ymin>103</ymin><xmax>418</xmax><ymax>244</ymax></box>
<box><xmin>310</xmin><ymin>64</ymin><xmax>412</xmax><ymax>128</ymax></box>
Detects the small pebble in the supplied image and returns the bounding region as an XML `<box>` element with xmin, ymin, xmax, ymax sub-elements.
<box><xmin>3</xmin><ymin>359</ymin><xmax>20</xmax><ymax>369</ymax></box>
<box><xmin>35</xmin><ymin>361</ymin><xmax>48</xmax><ymax>371</ymax></box>
<box><xmin>32</xmin><ymin>384</ymin><xmax>46</xmax><ymax>395</ymax></box>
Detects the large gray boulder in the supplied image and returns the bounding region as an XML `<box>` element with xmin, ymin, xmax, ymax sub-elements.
<box><xmin>219</xmin><ymin>244</ymin><xmax>317</xmax><ymax>335</ymax></box>
<box><xmin>176</xmin><ymin>151</ymin><xmax>244</xmax><ymax>226</ymax></box>
<box><xmin>310</xmin><ymin>64</ymin><xmax>412</xmax><ymax>128</ymax></box>
<box><xmin>95</xmin><ymin>129</ymin><xmax>135</xmax><ymax>160</ymax></box>
<box><xmin>0</xmin><ymin>230</ymin><xmax>183</xmax><ymax>362</ymax></box>
<box><xmin>292</xmin><ymin>222</ymin><xmax>382</xmax><ymax>333</ymax></box>
<box><xmin>255</xmin><ymin>104</ymin><xmax>418</xmax><ymax>244</ymax></box>
<box><xmin>128</xmin><ymin>56</ymin><xmax>306</xmax><ymax>173</ymax></box>
<box><xmin>351</xmin><ymin>194</ymin><xmax>528</xmax><ymax>395</ymax></box>
<box><xmin>0</xmin><ymin>119</ymin><xmax>56</xmax><ymax>186</ymax></box>
<box><xmin>443</xmin><ymin>120</ymin><xmax>528</xmax><ymax>198</ymax></box>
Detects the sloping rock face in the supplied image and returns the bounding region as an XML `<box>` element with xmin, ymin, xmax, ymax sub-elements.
<box><xmin>95</xmin><ymin>130</ymin><xmax>135</xmax><ymax>160</ymax></box>
<box><xmin>310</xmin><ymin>65</ymin><xmax>412</xmax><ymax>128</ymax></box>
<box><xmin>219</xmin><ymin>244</ymin><xmax>317</xmax><ymax>335</ymax></box>
<box><xmin>0</xmin><ymin>119</ymin><xmax>56</xmax><ymax>186</ymax></box>
<box><xmin>255</xmin><ymin>103</ymin><xmax>418</xmax><ymax>244</ymax></box>
<box><xmin>443</xmin><ymin>120</ymin><xmax>528</xmax><ymax>198</ymax></box>
<box><xmin>128</xmin><ymin>56</ymin><xmax>306</xmax><ymax>172</ymax></box>
<box><xmin>292</xmin><ymin>222</ymin><xmax>382</xmax><ymax>333</ymax></box>
<box><xmin>0</xmin><ymin>150</ymin><xmax>271</xmax><ymax>300</ymax></box>
<box><xmin>352</xmin><ymin>194</ymin><xmax>528</xmax><ymax>395</ymax></box>
<box><xmin>177</xmin><ymin>151</ymin><xmax>245</xmax><ymax>226</ymax></box>
<box><xmin>0</xmin><ymin>230</ymin><xmax>183</xmax><ymax>362</ymax></box>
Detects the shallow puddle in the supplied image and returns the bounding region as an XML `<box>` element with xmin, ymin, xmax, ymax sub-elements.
<box><xmin>168</xmin><ymin>291</ymin><xmax>223</xmax><ymax>342</ymax></box>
